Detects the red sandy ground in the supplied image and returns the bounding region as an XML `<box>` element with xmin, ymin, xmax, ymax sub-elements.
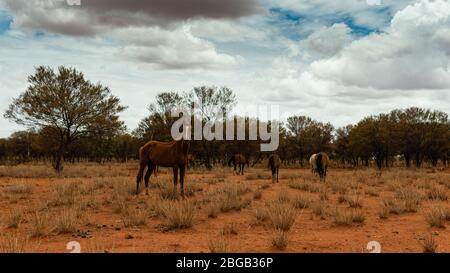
<box><xmin>0</xmin><ymin>165</ymin><xmax>449</xmax><ymax>253</ymax></box>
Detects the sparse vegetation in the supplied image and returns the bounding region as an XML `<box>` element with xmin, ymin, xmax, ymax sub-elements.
<box><xmin>6</xmin><ymin>208</ymin><xmax>24</xmax><ymax>228</ymax></box>
<box><xmin>0</xmin><ymin>163</ymin><xmax>448</xmax><ymax>253</ymax></box>
<box><xmin>427</xmin><ymin>184</ymin><xmax>448</xmax><ymax>201</ymax></box>
<box><xmin>0</xmin><ymin>234</ymin><xmax>28</xmax><ymax>253</ymax></box>
<box><xmin>292</xmin><ymin>194</ymin><xmax>312</xmax><ymax>209</ymax></box>
<box><xmin>159</xmin><ymin>200</ymin><xmax>195</xmax><ymax>230</ymax></box>
<box><xmin>4</xmin><ymin>183</ymin><xmax>33</xmax><ymax>195</ymax></box>
<box><xmin>54</xmin><ymin>208</ymin><xmax>78</xmax><ymax>234</ymax></box>
<box><xmin>422</xmin><ymin>234</ymin><xmax>438</xmax><ymax>253</ymax></box>
<box><xmin>333</xmin><ymin>208</ymin><xmax>366</xmax><ymax>226</ymax></box>
<box><xmin>253</xmin><ymin>190</ymin><xmax>262</xmax><ymax>200</ymax></box>
<box><xmin>344</xmin><ymin>194</ymin><xmax>363</xmax><ymax>208</ymax></box>
<box><xmin>288</xmin><ymin>179</ymin><xmax>322</xmax><ymax>193</ymax></box>
<box><xmin>311</xmin><ymin>201</ymin><xmax>329</xmax><ymax>220</ymax></box>
<box><xmin>208</xmin><ymin>235</ymin><xmax>229</xmax><ymax>253</ymax></box>
<box><xmin>221</xmin><ymin>222</ymin><xmax>239</xmax><ymax>235</ymax></box>
<box><xmin>277</xmin><ymin>190</ymin><xmax>291</xmax><ymax>203</ymax></box>
<box><xmin>272</xmin><ymin>229</ymin><xmax>289</xmax><ymax>250</ymax></box>
<box><xmin>255</xmin><ymin>208</ymin><xmax>269</xmax><ymax>223</ymax></box>
<box><xmin>121</xmin><ymin>207</ymin><xmax>148</xmax><ymax>227</ymax></box>
<box><xmin>30</xmin><ymin>211</ymin><xmax>52</xmax><ymax>238</ymax></box>
<box><xmin>267</xmin><ymin>202</ymin><xmax>296</xmax><ymax>231</ymax></box>
<box><xmin>207</xmin><ymin>203</ymin><xmax>220</xmax><ymax>219</ymax></box>
<box><xmin>425</xmin><ymin>206</ymin><xmax>450</xmax><ymax>228</ymax></box>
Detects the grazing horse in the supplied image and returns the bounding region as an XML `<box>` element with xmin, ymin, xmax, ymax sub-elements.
<box><xmin>268</xmin><ymin>154</ymin><xmax>282</xmax><ymax>183</ymax></box>
<box><xmin>309</xmin><ymin>154</ymin><xmax>318</xmax><ymax>175</ymax></box>
<box><xmin>228</xmin><ymin>154</ymin><xmax>249</xmax><ymax>175</ymax></box>
<box><xmin>136</xmin><ymin>139</ymin><xmax>189</xmax><ymax>197</ymax></box>
<box><xmin>310</xmin><ymin>152</ymin><xmax>330</xmax><ymax>181</ymax></box>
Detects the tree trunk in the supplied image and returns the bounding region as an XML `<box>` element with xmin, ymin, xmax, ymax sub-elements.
<box><xmin>52</xmin><ymin>151</ymin><xmax>64</xmax><ymax>173</ymax></box>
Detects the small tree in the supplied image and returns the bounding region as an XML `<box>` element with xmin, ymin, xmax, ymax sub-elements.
<box><xmin>4</xmin><ymin>66</ymin><xmax>126</xmax><ymax>172</ymax></box>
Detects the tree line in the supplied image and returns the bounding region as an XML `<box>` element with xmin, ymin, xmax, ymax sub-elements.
<box><xmin>1</xmin><ymin>66</ymin><xmax>449</xmax><ymax>171</ymax></box>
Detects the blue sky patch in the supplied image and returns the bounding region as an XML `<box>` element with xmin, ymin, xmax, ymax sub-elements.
<box><xmin>331</xmin><ymin>16</ymin><xmax>378</xmax><ymax>36</ymax></box>
<box><xmin>267</xmin><ymin>6</ymin><xmax>393</xmax><ymax>40</ymax></box>
<box><xmin>0</xmin><ymin>10</ymin><xmax>12</xmax><ymax>34</ymax></box>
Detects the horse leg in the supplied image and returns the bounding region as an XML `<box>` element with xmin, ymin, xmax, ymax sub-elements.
<box><xmin>136</xmin><ymin>161</ymin><xmax>147</xmax><ymax>195</ymax></box>
<box><xmin>180</xmin><ymin>165</ymin><xmax>186</xmax><ymax>199</ymax></box>
<box><xmin>144</xmin><ymin>163</ymin><xmax>155</xmax><ymax>196</ymax></box>
<box><xmin>277</xmin><ymin>167</ymin><xmax>279</xmax><ymax>183</ymax></box>
<box><xmin>173</xmin><ymin>166</ymin><xmax>179</xmax><ymax>196</ymax></box>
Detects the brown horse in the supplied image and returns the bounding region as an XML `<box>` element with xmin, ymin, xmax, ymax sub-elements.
<box><xmin>310</xmin><ymin>152</ymin><xmax>330</xmax><ymax>181</ymax></box>
<box><xmin>228</xmin><ymin>154</ymin><xmax>249</xmax><ymax>175</ymax></box>
<box><xmin>268</xmin><ymin>154</ymin><xmax>282</xmax><ymax>183</ymax></box>
<box><xmin>136</xmin><ymin>139</ymin><xmax>189</xmax><ymax>197</ymax></box>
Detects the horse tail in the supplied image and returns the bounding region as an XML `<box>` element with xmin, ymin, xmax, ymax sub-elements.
<box><xmin>316</xmin><ymin>153</ymin><xmax>324</xmax><ymax>177</ymax></box>
<box><xmin>228</xmin><ymin>156</ymin><xmax>234</xmax><ymax>167</ymax></box>
<box><xmin>268</xmin><ymin>155</ymin><xmax>273</xmax><ymax>169</ymax></box>
<box><xmin>136</xmin><ymin>145</ymin><xmax>150</xmax><ymax>194</ymax></box>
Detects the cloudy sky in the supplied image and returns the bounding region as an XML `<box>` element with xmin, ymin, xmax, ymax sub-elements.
<box><xmin>0</xmin><ymin>0</ymin><xmax>449</xmax><ymax>137</ymax></box>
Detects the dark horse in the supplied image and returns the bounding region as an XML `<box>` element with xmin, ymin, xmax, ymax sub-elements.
<box><xmin>268</xmin><ymin>154</ymin><xmax>282</xmax><ymax>183</ymax></box>
<box><xmin>310</xmin><ymin>152</ymin><xmax>330</xmax><ymax>182</ymax></box>
<box><xmin>136</xmin><ymin>139</ymin><xmax>189</xmax><ymax>197</ymax></box>
<box><xmin>228</xmin><ymin>154</ymin><xmax>249</xmax><ymax>175</ymax></box>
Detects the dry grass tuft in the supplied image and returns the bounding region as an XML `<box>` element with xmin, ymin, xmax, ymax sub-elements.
<box><xmin>50</xmin><ymin>182</ymin><xmax>80</xmax><ymax>206</ymax></box>
<box><xmin>333</xmin><ymin>208</ymin><xmax>366</xmax><ymax>226</ymax></box>
<box><xmin>0</xmin><ymin>233</ymin><xmax>28</xmax><ymax>253</ymax></box>
<box><xmin>207</xmin><ymin>203</ymin><xmax>221</xmax><ymax>219</ymax></box>
<box><xmin>328</xmin><ymin>180</ymin><xmax>348</xmax><ymax>194</ymax></box>
<box><xmin>277</xmin><ymin>190</ymin><xmax>291</xmax><ymax>203</ymax></box>
<box><xmin>267</xmin><ymin>202</ymin><xmax>296</xmax><ymax>231</ymax></box>
<box><xmin>427</xmin><ymin>184</ymin><xmax>448</xmax><ymax>201</ymax></box>
<box><xmin>221</xmin><ymin>222</ymin><xmax>239</xmax><ymax>236</ymax></box>
<box><xmin>292</xmin><ymin>194</ymin><xmax>312</xmax><ymax>209</ymax></box>
<box><xmin>121</xmin><ymin>207</ymin><xmax>148</xmax><ymax>227</ymax></box>
<box><xmin>159</xmin><ymin>200</ymin><xmax>195</xmax><ymax>230</ymax></box>
<box><xmin>310</xmin><ymin>201</ymin><xmax>329</xmax><ymax>220</ymax></box>
<box><xmin>288</xmin><ymin>179</ymin><xmax>322</xmax><ymax>193</ymax></box>
<box><xmin>272</xmin><ymin>229</ymin><xmax>289</xmax><ymax>250</ymax></box>
<box><xmin>208</xmin><ymin>235</ymin><xmax>230</xmax><ymax>253</ymax></box>
<box><xmin>425</xmin><ymin>206</ymin><xmax>450</xmax><ymax>228</ymax></box>
<box><xmin>255</xmin><ymin>208</ymin><xmax>269</xmax><ymax>223</ymax></box>
<box><xmin>4</xmin><ymin>183</ymin><xmax>33</xmax><ymax>195</ymax></box>
<box><xmin>253</xmin><ymin>190</ymin><xmax>262</xmax><ymax>200</ymax></box>
<box><xmin>6</xmin><ymin>208</ymin><xmax>24</xmax><ymax>229</ymax></box>
<box><xmin>344</xmin><ymin>194</ymin><xmax>364</xmax><ymax>208</ymax></box>
<box><xmin>30</xmin><ymin>211</ymin><xmax>52</xmax><ymax>238</ymax></box>
<box><xmin>54</xmin><ymin>208</ymin><xmax>78</xmax><ymax>234</ymax></box>
<box><xmin>422</xmin><ymin>234</ymin><xmax>438</xmax><ymax>253</ymax></box>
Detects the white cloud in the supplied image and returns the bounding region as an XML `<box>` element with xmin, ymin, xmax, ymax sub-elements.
<box><xmin>113</xmin><ymin>26</ymin><xmax>241</xmax><ymax>69</ymax></box>
<box><xmin>309</xmin><ymin>0</ymin><xmax>450</xmax><ymax>90</ymax></box>
<box><xmin>187</xmin><ymin>18</ymin><xmax>268</xmax><ymax>43</ymax></box>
